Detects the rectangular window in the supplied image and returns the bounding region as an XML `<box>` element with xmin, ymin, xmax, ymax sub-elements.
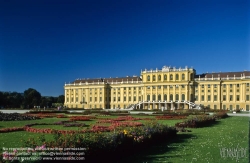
<box><xmin>223</xmin><ymin>84</ymin><xmax>226</xmax><ymax>88</ymax></box>
<box><xmin>201</xmin><ymin>85</ymin><xmax>204</xmax><ymax>88</ymax></box>
<box><xmin>90</xmin><ymin>97</ymin><xmax>92</xmax><ymax>102</ymax></box>
<box><xmin>237</xmin><ymin>84</ymin><xmax>240</xmax><ymax>87</ymax></box>
<box><xmin>95</xmin><ymin>97</ymin><xmax>97</xmax><ymax>102</ymax></box>
<box><xmin>182</xmin><ymin>85</ymin><xmax>185</xmax><ymax>88</ymax></box>
<box><xmin>223</xmin><ymin>105</ymin><xmax>226</xmax><ymax>110</ymax></box>
<box><xmin>236</xmin><ymin>105</ymin><xmax>239</xmax><ymax>109</ymax></box>
<box><xmin>67</xmin><ymin>98</ymin><xmax>69</xmax><ymax>102</ymax></box>
<box><xmin>147</xmin><ymin>86</ymin><xmax>150</xmax><ymax>89</ymax></box>
<box><xmin>246</xmin><ymin>95</ymin><xmax>249</xmax><ymax>101</ymax></box>
<box><xmin>164</xmin><ymin>85</ymin><xmax>167</xmax><ymax>89</ymax></box>
<box><xmin>214</xmin><ymin>84</ymin><xmax>217</xmax><ymax>88</ymax></box>
<box><xmin>76</xmin><ymin>97</ymin><xmax>78</xmax><ymax>102</ymax></box>
<box><xmin>158</xmin><ymin>86</ymin><xmax>161</xmax><ymax>89</ymax></box>
<box><xmin>134</xmin><ymin>96</ymin><xmax>136</xmax><ymax>101</ymax></box>
<box><xmin>118</xmin><ymin>97</ymin><xmax>120</xmax><ymax>101</ymax></box>
<box><xmin>195</xmin><ymin>96</ymin><xmax>198</xmax><ymax>101</ymax></box>
<box><xmin>152</xmin><ymin>86</ymin><xmax>156</xmax><ymax>89</ymax></box>
<box><xmin>246</xmin><ymin>105</ymin><xmax>249</xmax><ymax>111</ymax></box>
<box><xmin>230</xmin><ymin>95</ymin><xmax>233</xmax><ymax>101</ymax></box>
<box><xmin>124</xmin><ymin>97</ymin><xmax>126</xmax><ymax>101</ymax></box>
<box><xmin>214</xmin><ymin>90</ymin><xmax>217</xmax><ymax>92</ymax></box>
<box><xmin>214</xmin><ymin>105</ymin><xmax>217</xmax><ymax>110</ymax></box>
<box><xmin>113</xmin><ymin>97</ymin><xmax>116</xmax><ymax>101</ymax></box>
<box><xmin>170</xmin><ymin>85</ymin><xmax>173</xmax><ymax>88</ymax></box>
<box><xmin>230</xmin><ymin>84</ymin><xmax>232</xmax><ymax>88</ymax></box>
<box><xmin>71</xmin><ymin>98</ymin><xmax>74</xmax><ymax>102</ymax></box>
<box><xmin>214</xmin><ymin>95</ymin><xmax>217</xmax><ymax>101</ymax></box>
<box><xmin>129</xmin><ymin>96</ymin><xmax>131</xmax><ymax>101</ymax></box>
<box><xmin>223</xmin><ymin>95</ymin><xmax>226</xmax><ymax>101</ymax></box>
<box><xmin>139</xmin><ymin>96</ymin><xmax>141</xmax><ymax>101</ymax></box>
<box><xmin>237</xmin><ymin>89</ymin><xmax>239</xmax><ymax>92</ymax></box>
<box><xmin>201</xmin><ymin>95</ymin><xmax>204</xmax><ymax>101</ymax></box>
<box><xmin>100</xmin><ymin>97</ymin><xmax>102</xmax><ymax>101</ymax></box>
<box><xmin>247</xmin><ymin>83</ymin><xmax>249</xmax><ymax>87</ymax></box>
<box><xmin>208</xmin><ymin>84</ymin><xmax>210</xmax><ymax>88</ymax></box>
<box><xmin>208</xmin><ymin>95</ymin><xmax>211</xmax><ymax>101</ymax></box>
<box><xmin>236</xmin><ymin>95</ymin><xmax>240</xmax><ymax>101</ymax></box>
<box><xmin>124</xmin><ymin>87</ymin><xmax>126</xmax><ymax>90</ymax></box>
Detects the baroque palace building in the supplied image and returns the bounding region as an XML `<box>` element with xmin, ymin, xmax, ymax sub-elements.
<box><xmin>64</xmin><ymin>66</ymin><xmax>250</xmax><ymax>111</ymax></box>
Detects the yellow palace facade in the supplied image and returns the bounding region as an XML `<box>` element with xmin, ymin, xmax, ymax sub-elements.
<box><xmin>64</xmin><ymin>66</ymin><xmax>250</xmax><ymax>111</ymax></box>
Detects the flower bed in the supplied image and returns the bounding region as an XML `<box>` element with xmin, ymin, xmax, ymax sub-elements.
<box><xmin>0</xmin><ymin>113</ymin><xmax>41</xmax><ymax>121</ymax></box>
<box><xmin>69</xmin><ymin>116</ymin><xmax>91</xmax><ymax>121</ymax></box>
<box><xmin>156</xmin><ymin>115</ymin><xmax>187</xmax><ymax>120</ymax></box>
<box><xmin>24</xmin><ymin>113</ymin><xmax>56</xmax><ymax>118</ymax></box>
<box><xmin>213</xmin><ymin>112</ymin><xmax>229</xmax><ymax>119</ymax></box>
<box><xmin>56</xmin><ymin>114</ymin><xmax>68</xmax><ymax>118</ymax></box>
<box><xmin>175</xmin><ymin>115</ymin><xmax>216</xmax><ymax>128</ymax></box>
<box><xmin>0</xmin><ymin>127</ymin><xmax>24</xmax><ymax>133</ymax></box>
<box><xmin>21</xmin><ymin>122</ymin><xmax>177</xmax><ymax>162</ymax></box>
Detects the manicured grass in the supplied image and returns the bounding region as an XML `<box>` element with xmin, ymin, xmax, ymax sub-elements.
<box><xmin>120</xmin><ymin>116</ymin><xmax>249</xmax><ymax>163</ymax></box>
<box><xmin>0</xmin><ymin>115</ymin><xmax>182</xmax><ymax>149</ymax></box>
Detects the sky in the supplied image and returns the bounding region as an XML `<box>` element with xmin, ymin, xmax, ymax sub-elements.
<box><xmin>0</xmin><ymin>0</ymin><xmax>249</xmax><ymax>96</ymax></box>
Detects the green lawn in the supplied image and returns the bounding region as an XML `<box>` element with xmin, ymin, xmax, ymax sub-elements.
<box><xmin>120</xmin><ymin>116</ymin><xmax>249</xmax><ymax>163</ymax></box>
<box><xmin>1</xmin><ymin>115</ymin><xmax>247</xmax><ymax>163</ymax></box>
<box><xmin>0</xmin><ymin>115</ymin><xmax>182</xmax><ymax>148</ymax></box>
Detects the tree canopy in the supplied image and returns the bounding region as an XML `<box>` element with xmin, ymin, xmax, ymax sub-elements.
<box><xmin>0</xmin><ymin>88</ymin><xmax>64</xmax><ymax>109</ymax></box>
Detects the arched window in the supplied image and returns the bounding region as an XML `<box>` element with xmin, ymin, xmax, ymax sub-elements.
<box><xmin>153</xmin><ymin>94</ymin><xmax>156</xmax><ymax>101</ymax></box>
<box><xmin>164</xmin><ymin>94</ymin><xmax>167</xmax><ymax>101</ymax></box>
<box><xmin>147</xmin><ymin>95</ymin><xmax>150</xmax><ymax>101</ymax></box>
<box><xmin>158</xmin><ymin>94</ymin><xmax>161</xmax><ymax>101</ymax></box>
<box><xmin>182</xmin><ymin>74</ymin><xmax>185</xmax><ymax>80</ymax></box>
<box><xmin>164</xmin><ymin>74</ymin><xmax>167</xmax><ymax>80</ymax></box>
<box><xmin>170</xmin><ymin>94</ymin><xmax>173</xmax><ymax>101</ymax></box>
<box><xmin>147</xmin><ymin>75</ymin><xmax>150</xmax><ymax>81</ymax></box>
<box><xmin>170</xmin><ymin>74</ymin><xmax>173</xmax><ymax>80</ymax></box>
<box><xmin>158</xmin><ymin>75</ymin><xmax>161</xmax><ymax>81</ymax></box>
<box><xmin>153</xmin><ymin>75</ymin><xmax>156</xmax><ymax>81</ymax></box>
<box><xmin>182</xmin><ymin>94</ymin><xmax>185</xmax><ymax>101</ymax></box>
<box><xmin>176</xmin><ymin>94</ymin><xmax>179</xmax><ymax>101</ymax></box>
<box><xmin>176</xmin><ymin>74</ymin><xmax>179</xmax><ymax>80</ymax></box>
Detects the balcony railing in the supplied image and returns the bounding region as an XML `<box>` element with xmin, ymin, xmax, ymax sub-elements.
<box><xmin>195</xmin><ymin>76</ymin><xmax>250</xmax><ymax>81</ymax></box>
<box><xmin>142</xmin><ymin>68</ymin><xmax>193</xmax><ymax>73</ymax></box>
<box><xmin>65</xmin><ymin>81</ymin><xmax>143</xmax><ymax>86</ymax></box>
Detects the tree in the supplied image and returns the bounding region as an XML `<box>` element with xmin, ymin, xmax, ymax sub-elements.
<box><xmin>23</xmin><ymin>88</ymin><xmax>41</xmax><ymax>109</ymax></box>
<box><xmin>57</xmin><ymin>95</ymin><xmax>65</xmax><ymax>103</ymax></box>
